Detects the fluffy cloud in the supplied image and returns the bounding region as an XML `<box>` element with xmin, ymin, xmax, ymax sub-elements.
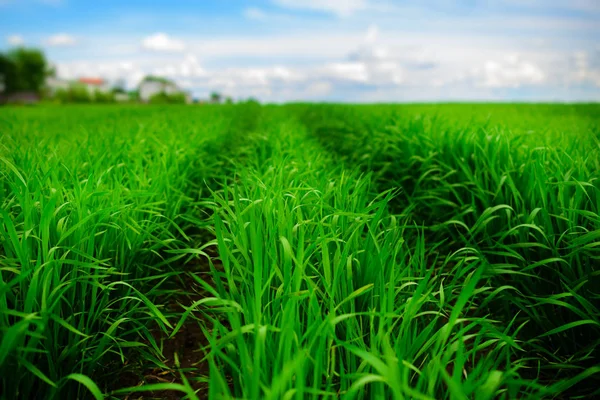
<box><xmin>142</xmin><ymin>33</ymin><xmax>186</xmax><ymax>52</ymax></box>
<box><xmin>334</xmin><ymin>26</ymin><xmax>405</xmax><ymax>85</ymax></box>
<box><xmin>499</xmin><ymin>0</ymin><xmax>600</xmax><ymax>12</ymax></box>
<box><xmin>322</xmin><ymin>62</ymin><xmax>369</xmax><ymax>83</ymax></box>
<box><xmin>6</xmin><ymin>34</ymin><xmax>24</xmax><ymax>46</ymax></box>
<box><xmin>305</xmin><ymin>81</ymin><xmax>333</xmax><ymax>96</ymax></box>
<box><xmin>470</xmin><ymin>55</ymin><xmax>546</xmax><ymax>88</ymax></box>
<box><xmin>44</xmin><ymin>33</ymin><xmax>77</xmax><ymax>47</ymax></box>
<box><xmin>51</xmin><ymin>25</ymin><xmax>600</xmax><ymax>101</ymax></box>
<box><xmin>153</xmin><ymin>54</ymin><xmax>207</xmax><ymax>79</ymax></box>
<box><xmin>318</xmin><ymin>60</ymin><xmax>404</xmax><ymax>86</ymax></box>
<box><xmin>569</xmin><ymin>50</ymin><xmax>600</xmax><ymax>87</ymax></box>
<box><xmin>205</xmin><ymin>66</ymin><xmax>304</xmax><ymax>93</ymax></box>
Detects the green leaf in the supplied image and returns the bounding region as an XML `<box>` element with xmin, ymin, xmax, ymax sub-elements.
<box><xmin>65</xmin><ymin>374</ymin><xmax>104</xmax><ymax>400</ymax></box>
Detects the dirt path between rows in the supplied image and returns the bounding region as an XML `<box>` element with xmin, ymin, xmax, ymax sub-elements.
<box><xmin>110</xmin><ymin>248</ymin><xmax>229</xmax><ymax>400</ymax></box>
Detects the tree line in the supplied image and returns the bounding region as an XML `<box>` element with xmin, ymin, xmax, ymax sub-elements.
<box><xmin>0</xmin><ymin>48</ymin><xmax>50</xmax><ymax>94</ymax></box>
<box><xmin>1</xmin><ymin>47</ymin><xmax>249</xmax><ymax>105</ymax></box>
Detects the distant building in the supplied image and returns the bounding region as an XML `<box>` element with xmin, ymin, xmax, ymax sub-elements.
<box><xmin>78</xmin><ymin>77</ymin><xmax>111</xmax><ymax>94</ymax></box>
<box><xmin>138</xmin><ymin>76</ymin><xmax>192</xmax><ymax>103</ymax></box>
<box><xmin>45</xmin><ymin>77</ymin><xmax>71</xmax><ymax>95</ymax></box>
<box><xmin>139</xmin><ymin>77</ymin><xmax>180</xmax><ymax>102</ymax></box>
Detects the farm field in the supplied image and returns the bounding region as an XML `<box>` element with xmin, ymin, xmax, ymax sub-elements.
<box><xmin>1</xmin><ymin>103</ymin><xmax>599</xmax><ymax>399</ymax></box>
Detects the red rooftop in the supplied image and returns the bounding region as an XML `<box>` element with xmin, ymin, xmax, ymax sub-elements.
<box><xmin>78</xmin><ymin>77</ymin><xmax>105</xmax><ymax>85</ymax></box>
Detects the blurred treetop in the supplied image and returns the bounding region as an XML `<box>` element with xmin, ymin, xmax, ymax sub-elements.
<box><xmin>0</xmin><ymin>47</ymin><xmax>50</xmax><ymax>94</ymax></box>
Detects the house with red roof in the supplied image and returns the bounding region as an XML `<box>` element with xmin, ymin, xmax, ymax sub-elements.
<box><xmin>78</xmin><ymin>77</ymin><xmax>111</xmax><ymax>94</ymax></box>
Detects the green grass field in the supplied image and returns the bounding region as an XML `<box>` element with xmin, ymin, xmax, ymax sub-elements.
<box><xmin>1</xmin><ymin>103</ymin><xmax>599</xmax><ymax>399</ymax></box>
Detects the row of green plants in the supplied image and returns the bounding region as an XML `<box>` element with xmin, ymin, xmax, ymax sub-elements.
<box><xmin>1</xmin><ymin>103</ymin><xmax>599</xmax><ymax>399</ymax></box>
<box><xmin>0</xmin><ymin>105</ymin><xmax>263</xmax><ymax>399</ymax></box>
<box><xmin>189</xmin><ymin>110</ymin><xmax>536</xmax><ymax>399</ymax></box>
<box><xmin>164</xmin><ymin>104</ymin><xmax>598</xmax><ymax>399</ymax></box>
<box><xmin>293</xmin><ymin>103</ymin><xmax>600</xmax><ymax>397</ymax></box>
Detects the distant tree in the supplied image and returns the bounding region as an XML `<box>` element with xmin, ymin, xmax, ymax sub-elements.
<box><xmin>2</xmin><ymin>48</ymin><xmax>49</xmax><ymax>93</ymax></box>
<box><xmin>149</xmin><ymin>91</ymin><xmax>170</xmax><ymax>104</ymax></box>
<box><xmin>149</xmin><ymin>91</ymin><xmax>186</xmax><ymax>104</ymax></box>
<box><xmin>225</xmin><ymin>96</ymin><xmax>234</xmax><ymax>105</ymax></box>
<box><xmin>128</xmin><ymin>90</ymin><xmax>139</xmax><ymax>102</ymax></box>
<box><xmin>0</xmin><ymin>53</ymin><xmax>18</xmax><ymax>93</ymax></box>
<box><xmin>94</xmin><ymin>89</ymin><xmax>115</xmax><ymax>103</ymax></box>
<box><xmin>169</xmin><ymin>92</ymin><xmax>187</xmax><ymax>104</ymax></box>
<box><xmin>142</xmin><ymin>75</ymin><xmax>172</xmax><ymax>84</ymax></box>
<box><xmin>70</xmin><ymin>84</ymin><xmax>92</xmax><ymax>103</ymax></box>
<box><xmin>54</xmin><ymin>87</ymin><xmax>71</xmax><ymax>104</ymax></box>
<box><xmin>210</xmin><ymin>91</ymin><xmax>222</xmax><ymax>104</ymax></box>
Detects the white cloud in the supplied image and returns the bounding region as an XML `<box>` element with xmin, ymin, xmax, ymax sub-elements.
<box><xmin>141</xmin><ymin>33</ymin><xmax>186</xmax><ymax>52</ymax></box>
<box><xmin>153</xmin><ymin>54</ymin><xmax>207</xmax><ymax>79</ymax></box>
<box><xmin>52</xmin><ymin>46</ymin><xmax>598</xmax><ymax>102</ymax></box>
<box><xmin>365</xmin><ymin>24</ymin><xmax>379</xmax><ymax>43</ymax></box>
<box><xmin>322</xmin><ymin>62</ymin><xmax>369</xmax><ymax>82</ymax></box>
<box><xmin>205</xmin><ymin>66</ymin><xmax>304</xmax><ymax>90</ymax></box>
<box><xmin>188</xmin><ymin>33</ymin><xmax>360</xmax><ymax>59</ymax></box>
<box><xmin>56</xmin><ymin>53</ymin><xmax>206</xmax><ymax>89</ymax></box>
<box><xmin>50</xmin><ymin>25</ymin><xmax>599</xmax><ymax>102</ymax></box>
<box><xmin>305</xmin><ymin>81</ymin><xmax>333</xmax><ymax>96</ymax></box>
<box><xmin>569</xmin><ymin>50</ymin><xmax>600</xmax><ymax>87</ymax></box>
<box><xmin>272</xmin><ymin>0</ymin><xmax>371</xmax><ymax>17</ymax></box>
<box><xmin>500</xmin><ymin>0</ymin><xmax>600</xmax><ymax>12</ymax></box>
<box><xmin>322</xmin><ymin>26</ymin><xmax>405</xmax><ymax>85</ymax></box>
<box><xmin>321</xmin><ymin>52</ymin><xmax>404</xmax><ymax>86</ymax></box>
<box><xmin>44</xmin><ymin>33</ymin><xmax>77</xmax><ymax>47</ymax></box>
<box><xmin>7</xmin><ymin>34</ymin><xmax>24</xmax><ymax>46</ymax></box>
<box><xmin>471</xmin><ymin>55</ymin><xmax>546</xmax><ymax>88</ymax></box>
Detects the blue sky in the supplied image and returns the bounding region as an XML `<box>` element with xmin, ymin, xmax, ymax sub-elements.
<box><xmin>1</xmin><ymin>0</ymin><xmax>599</xmax><ymax>102</ymax></box>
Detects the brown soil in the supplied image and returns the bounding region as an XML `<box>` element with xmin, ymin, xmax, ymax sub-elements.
<box><xmin>110</xmin><ymin>248</ymin><xmax>226</xmax><ymax>400</ymax></box>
